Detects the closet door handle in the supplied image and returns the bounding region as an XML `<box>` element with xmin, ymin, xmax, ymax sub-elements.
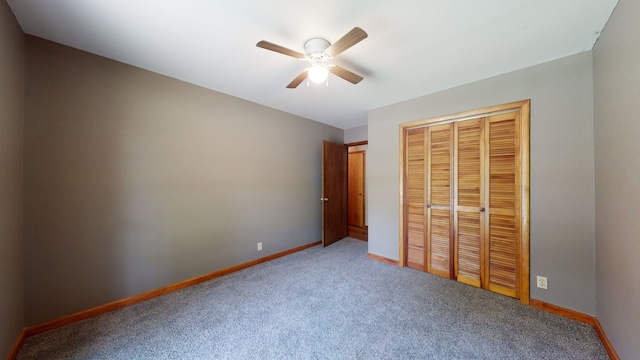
<box><xmin>426</xmin><ymin>204</ymin><xmax>432</xmax><ymax>208</ymax></box>
<box><xmin>480</xmin><ymin>207</ymin><xmax>485</xmax><ymax>212</ymax></box>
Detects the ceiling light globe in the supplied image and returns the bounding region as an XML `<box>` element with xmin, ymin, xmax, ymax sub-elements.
<box><xmin>308</xmin><ymin>64</ymin><xmax>328</xmax><ymax>83</ymax></box>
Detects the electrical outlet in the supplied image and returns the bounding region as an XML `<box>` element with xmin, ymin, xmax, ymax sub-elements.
<box><xmin>257</xmin><ymin>242</ymin><xmax>262</xmax><ymax>251</ymax></box>
<box><xmin>536</xmin><ymin>276</ymin><xmax>548</xmax><ymax>290</ymax></box>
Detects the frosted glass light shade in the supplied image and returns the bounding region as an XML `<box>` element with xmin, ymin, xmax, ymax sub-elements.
<box><xmin>308</xmin><ymin>64</ymin><xmax>328</xmax><ymax>83</ymax></box>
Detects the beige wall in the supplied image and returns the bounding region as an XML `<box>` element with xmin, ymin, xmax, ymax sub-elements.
<box><xmin>368</xmin><ymin>52</ymin><xmax>597</xmax><ymax>315</ymax></box>
<box><xmin>593</xmin><ymin>0</ymin><xmax>640</xmax><ymax>357</ymax></box>
<box><xmin>0</xmin><ymin>0</ymin><xmax>24</xmax><ymax>356</ymax></box>
<box><xmin>23</xmin><ymin>36</ymin><xmax>342</xmax><ymax>325</ymax></box>
<box><xmin>344</xmin><ymin>125</ymin><xmax>367</xmax><ymax>144</ymax></box>
<box><xmin>7</xmin><ymin>4</ymin><xmax>636</xmax><ymax>357</ymax></box>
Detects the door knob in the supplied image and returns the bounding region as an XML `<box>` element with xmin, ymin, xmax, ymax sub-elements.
<box><xmin>480</xmin><ymin>207</ymin><xmax>485</xmax><ymax>212</ymax></box>
<box><xmin>320</xmin><ymin>198</ymin><xmax>329</xmax><ymax>202</ymax></box>
<box><xmin>427</xmin><ymin>204</ymin><xmax>432</xmax><ymax>208</ymax></box>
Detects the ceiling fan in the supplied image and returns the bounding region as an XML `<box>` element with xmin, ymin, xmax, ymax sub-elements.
<box><xmin>256</xmin><ymin>27</ymin><xmax>368</xmax><ymax>88</ymax></box>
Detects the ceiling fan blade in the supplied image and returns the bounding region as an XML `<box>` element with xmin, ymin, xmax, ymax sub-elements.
<box><xmin>287</xmin><ymin>70</ymin><xmax>308</xmax><ymax>88</ymax></box>
<box><xmin>326</xmin><ymin>27</ymin><xmax>368</xmax><ymax>57</ymax></box>
<box><xmin>256</xmin><ymin>40</ymin><xmax>306</xmax><ymax>59</ymax></box>
<box><xmin>329</xmin><ymin>65</ymin><xmax>363</xmax><ymax>84</ymax></box>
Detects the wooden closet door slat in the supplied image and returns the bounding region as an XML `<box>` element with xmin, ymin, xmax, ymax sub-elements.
<box><xmin>454</xmin><ymin>119</ymin><xmax>484</xmax><ymax>288</ymax></box>
<box><xmin>406</xmin><ymin>128</ymin><xmax>426</xmax><ymax>270</ymax></box>
<box><xmin>486</xmin><ymin>112</ymin><xmax>520</xmax><ymax>298</ymax></box>
<box><xmin>426</xmin><ymin>124</ymin><xmax>452</xmax><ymax>278</ymax></box>
<box><xmin>457</xmin><ymin>212</ymin><xmax>482</xmax><ymax>286</ymax></box>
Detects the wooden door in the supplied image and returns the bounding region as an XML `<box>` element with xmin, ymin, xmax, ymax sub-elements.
<box><xmin>400</xmin><ymin>100</ymin><xmax>530</xmax><ymax>304</ymax></box>
<box><xmin>426</xmin><ymin>124</ymin><xmax>453</xmax><ymax>278</ymax></box>
<box><xmin>485</xmin><ymin>112</ymin><xmax>521</xmax><ymax>298</ymax></box>
<box><xmin>322</xmin><ymin>140</ymin><xmax>348</xmax><ymax>247</ymax></box>
<box><xmin>454</xmin><ymin>118</ymin><xmax>485</xmax><ymax>288</ymax></box>
<box><xmin>405</xmin><ymin>128</ymin><xmax>427</xmax><ymax>271</ymax></box>
<box><xmin>348</xmin><ymin>151</ymin><xmax>365</xmax><ymax>227</ymax></box>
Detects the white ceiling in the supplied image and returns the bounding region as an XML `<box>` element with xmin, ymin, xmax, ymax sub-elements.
<box><xmin>6</xmin><ymin>0</ymin><xmax>618</xmax><ymax>129</ymax></box>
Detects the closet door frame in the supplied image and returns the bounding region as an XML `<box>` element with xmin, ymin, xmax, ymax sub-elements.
<box><xmin>399</xmin><ymin>100</ymin><xmax>530</xmax><ymax>305</ymax></box>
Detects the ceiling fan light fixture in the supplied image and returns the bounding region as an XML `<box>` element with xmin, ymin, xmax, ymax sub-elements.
<box><xmin>308</xmin><ymin>63</ymin><xmax>329</xmax><ymax>83</ymax></box>
<box><xmin>257</xmin><ymin>27</ymin><xmax>367</xmax><ymax>88</ymax></box>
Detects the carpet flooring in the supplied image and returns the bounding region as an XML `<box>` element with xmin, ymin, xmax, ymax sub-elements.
<box><xmin>17</xmin><ymin>238</ymin><xmax>608</xmax><ymax>359</ymax></box>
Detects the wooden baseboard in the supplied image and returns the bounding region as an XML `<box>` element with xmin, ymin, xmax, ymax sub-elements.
<box><xmin>8</xmin><ymin>247</ymin><xmax>622</xmax><ymax>360</ymax></box>
<box><xmin>19</xmin><ymin>240</ymin><xmax>321</xmax><ymax>341</ymax></box>
<box><xmin>5</xmin><ymin>328</ymin><xmax>27</xmax><ymax>360</ymax></box>
<box><xmin>529</xmin><ymin>299</ymin><xmax>596</xmax><ymax>325</ymax></box>
<box><xmin>594</xmin><ymin>318</ymin><xmax>620</xmax><ymax>360</ymax></box>
<box><xmin>367</xmin><ymin>253</ymin><xmax>399</xmax><ymax>266</ymax></box>
<box><xmin>530</xmin><ymin>299</ymin><xmax>619</xmax><ymax>359</ymax></box>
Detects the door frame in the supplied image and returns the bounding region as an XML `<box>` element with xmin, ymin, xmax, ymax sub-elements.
<box><xmin>345</xmin><ymin>141</ymin><xmax>368</xmax><ymax>228</ymax></box>
<box><xmin>347</xmin><ymin>150</ymin><xmax>366</xmax><ymax>227</ymax></box>
<box><xmin>398</xmin><ymin>100</ymin><xmax>530</xmax><ymax>305</ymax></box>
<box><xmin>346</xmin><ymin>141</ymin><xmax>368</xmax><ymax>241</ymax></box>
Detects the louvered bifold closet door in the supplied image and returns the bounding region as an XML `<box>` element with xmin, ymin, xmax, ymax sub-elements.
<box><xmin>406</xmin><ymin>128</ymin><xmax>427</xmax><ymax>271</ymax></box>
<box><xmin>485</xmin><ymin>112</ymin><xmax>521</xmax><ymax>298</ymax></box>
<box><xmin>426</xmin><ymin>124</ymin><xmax>453</xmax><ymax>278</ymax></box>
<box><xmin>454</xmin><ymin>118</ymin><xmax>485</xmax><ymax>288</ymax></box>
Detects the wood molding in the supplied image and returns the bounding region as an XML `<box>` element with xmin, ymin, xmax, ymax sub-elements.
<box><xmin>594</xmin><ymin>319</ymin><xmax>621</xmax><ymax>360</ymax></box>
<box><xmin>345</xmin><ymin>140</ymin><xmax>368</xmax><ymax>147</ymax></box>
<box><xmin>398</xmin><ymin>125</ymin><xmax>406</xmax><ymax>267</ymax></box>
<box><xmin>530</xmin><ymin>299</ymin><xmax>620</xmax><ymax>359</ymax></box>
<box><xmin>519</xmin><ymin>99</ymin><xmax>531</xmax><ymax>305</ymax></box>
<box><xmin>5</xmin><ymin>328</ymin><xmax>27</xmax><ymax>360</ymax></box>
<box><xmin>23</xmin><ymin>241</ymin><xmax>321</xmax><ymax>339</ymax></box>
<box><xmin>8</xmin><ymin>264</ymin><xmax>621</xmax><ymax>360</ymax></box>
<box><xmin>400</xmin><ymin>100</ymin><xmax>531</xmax><ymax>129</ymax></box>
<box><xmin>529</xmin><ymin>299</ymin><xmax>596</xmax><ymax>325</ymax></box>
<box><xmin>367</xmin><ymin>253</ymin><xmax>399</xmax><ymax>266</ymax></box>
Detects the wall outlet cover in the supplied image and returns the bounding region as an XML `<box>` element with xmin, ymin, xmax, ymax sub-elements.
<box><xmin>536</xmin><ymin>276</ymin><xmax>548</xmax><ymax>289</ymax></box>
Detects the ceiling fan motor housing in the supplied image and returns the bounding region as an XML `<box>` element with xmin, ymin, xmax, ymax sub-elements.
<box><xmin>304</xmin><ymin>38</ymin><xmax>331</xmax><ymax>61</ymax></box>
